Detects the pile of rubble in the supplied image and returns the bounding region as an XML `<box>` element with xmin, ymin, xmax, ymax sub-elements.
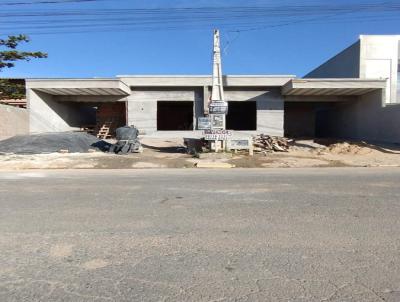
<box><xmin>253</xmin><ymin>134</ymin><xmax>290</xmax><ymax>153</ymax></box>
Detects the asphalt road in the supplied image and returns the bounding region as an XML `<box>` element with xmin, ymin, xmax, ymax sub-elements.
<box><xmin>0</xmin><ymin>168</ymin><xmax>400</xmax><ymax>302</ymax></box>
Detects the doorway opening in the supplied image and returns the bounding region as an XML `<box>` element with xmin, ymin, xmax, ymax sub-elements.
<box><xmin>226</xmin><ymin>101</ymin><xmax>257</xmax><ymax>130</ymax></box>
<box><xmin>157</xmin><ymin>101</ymin><xmax>193</xmax><ymax>130</ymax></box>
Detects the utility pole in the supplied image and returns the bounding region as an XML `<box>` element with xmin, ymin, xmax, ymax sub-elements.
<box><xmin>211</xmin><ymin>29</ymin><xmax>225</xmax><ymax>105</ymax></box>
<box><xmin>208</xmin><ymin>29</ymin><xmax>229</xmax><ymax>152</ymax></box>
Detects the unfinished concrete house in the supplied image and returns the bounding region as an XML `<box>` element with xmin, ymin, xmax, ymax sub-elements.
<box><xmin>24</xmin><ymin>35</ymin><xmax>400</xmax><ymax>143</ymax></box>
<box><xmin>27</xmin><ymin>76</ymin><xmax>291</xmax><ymax>138</ymax></box>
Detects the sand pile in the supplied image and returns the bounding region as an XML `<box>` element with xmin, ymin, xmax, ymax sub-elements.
<box><xmin>326</xmin><ymin>142</ymin><xmax>374</xmax><ymax>155</ymax></box>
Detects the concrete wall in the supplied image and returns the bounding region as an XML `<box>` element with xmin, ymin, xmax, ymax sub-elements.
<box><xmin>305</xmin><ymin>36</ymin><xmax>400</xmax><ymax>104</ymax></box>
<box><xmin>305</xmin><ymin>41</ymin><xmax>361</xmax><ymax>79</ymax></box>
<box><xmin>299</xmin><ymin>36</ymin><xmax>400</xmax><ymax>143</ymax></box>
<box><xmin>324</xmin><ymin>90</ymin><xmax>400</xmax><ymax>143</ymax></box>
<box><xmin>283</xmin><ymin>96</ymin><xmax>358</xmax><ymax>138</ymax></box>
<box><xmin>27</xmin><ymin>85</ymin><xmax>284</xmax><ymax>136</ymax></box>
<box><xmin>0</xmin><ymin>104</ymin><xmax>29</xmax><ymax>140</ymax></box>
<box><xmin>29</xmin><ymin>89</ymin><xmax>68</xmax><ymax>133</ymax></box>
<box><xmin>119</xmin><ymin>75</ymin><xmax>294</xmax><ymax>87</ymax></box>
<box><xmin>127</xmin><ymin>86</ymin><xmax>284</xmax><ymax>136</ymax></box>
<box><xmin>126</xmin><ymin>87</ymin><xmax>202</xmax><ymax>134</ymax></box>
<box><xmin>224</xmin><ymin>87</ymin><xmax>284</xmax><ymax>136</ymax></box>
<box><xmin>28</xmin><ymin>90</ymin><xmax>126</xmax><ymax>133</ymax></box>
<box><xmin>289</xmin><ymin>90</ymin><xmax>400</xmax><ymax>143</ymax></box>
<box><xmin>284</xmin><ymin>102</ymin><xmax>316</xmax><ymax>138</ymax></box>
<box><xmin>29</xmin><ymin>90</ymin><xmax>92</xmax><ymax>133</ymax></box>
<box><xmin>359</xmin><ymin>35</ymin><xmax>400</xmax><ymax>103</ymax></box>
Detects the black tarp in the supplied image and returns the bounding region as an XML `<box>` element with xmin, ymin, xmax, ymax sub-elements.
<box><xmin>0</xmin><ymin>132</ymin><xmax>111</xmax><ymax>154</ymax></box>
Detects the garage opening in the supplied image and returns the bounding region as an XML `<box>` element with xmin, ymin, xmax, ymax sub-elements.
<box><xmin>62</xmin><ymin>102</ymin><xmax>126</xmax><ymax>139</ymax></box>
<box><xmin>94</xmin><ymin>102</ymin><xmax>126</xmax><ymax>138</ymax></box>
<box><xmin>157</xmin><ymin>101</ymin><xmax>193</xmax><ymax>130</ymax></box>
<box><xmin>226</xmin><ymin>101</ymin><xmax>257</xmax><ymax>130</ymax></box>
<box><xmin>284</xmin><ymin>102</ymin><xmax>338</xmax><ymax>139</ymax></box>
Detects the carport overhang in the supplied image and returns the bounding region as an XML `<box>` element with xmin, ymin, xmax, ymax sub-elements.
<box><xmin>26</xmin><ymin>79</ymin><xmax>131</xmax><ymax>96</ymax></box>
<box><xmin>282</xmin><ymin>78</ymin><xmax>386</xmax><ymax>98</ymax></box>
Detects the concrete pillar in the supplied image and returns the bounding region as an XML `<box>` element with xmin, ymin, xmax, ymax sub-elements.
<box><xmin>203</xmin><ymin>86</ymin><xmax>210</xmax><ymax>115</ymax></box>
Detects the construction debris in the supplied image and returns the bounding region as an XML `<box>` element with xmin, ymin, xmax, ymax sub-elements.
<box><xmin>0</xmin><ymin>99</ymin><xmax>27</xmax><ymax>108</ymax></box>
<box><xmin>184</xmin><ymin>138</ymin><xmax>208</xmax><ymax>155</ymax></box>
<box><xmin>0</xmin><ymin>132</ymin><xmax>112</xmax><ymax>154</ymax></box>
<box><xmin>110</xmin><ymin>126</ymin><xmax>143</xmax><ymax>154</ymax></box>
<box><xmin>253</xmin><ymin>134</ymin><xmax>290</xmax><ymax>153</ymax></box>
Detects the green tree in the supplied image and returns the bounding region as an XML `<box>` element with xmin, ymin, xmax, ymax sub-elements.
<box><xmin>0</xmin><ymin>79</ymin><xmax>25</xmax><ymax>100</ymax></box>
<box><xmin>0</xmin><ymin>35</ymin><xmax>47</xmax><ymax>100</ymax></box>
<box><xmin>0</xmin><ymin>34</ymin><xmax>47</xmax><ymax>70</ymax></box>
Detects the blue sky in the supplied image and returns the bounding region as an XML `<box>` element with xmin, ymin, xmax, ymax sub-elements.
<box><xmin>1</xmin><ymin>0</ymin><xmax>400</xmax><ymax>78</ymax></box>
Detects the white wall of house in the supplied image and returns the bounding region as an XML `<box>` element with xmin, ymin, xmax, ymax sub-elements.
<box><xmin>359</xmin><ymin>35</ymin><xmax>400</xmax><ymax>104</ymax></box>
<box><xmin>295</xmin><ymin>35</ymin><xmax>400</xmax><ymax>143</ymax></box>
<box><xmin>305</xmin><ymin>35</ymin><xmax>400</xmax><ymax>104</ymax></box>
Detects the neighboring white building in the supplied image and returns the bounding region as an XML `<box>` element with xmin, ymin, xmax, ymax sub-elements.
<box><xmin>306</xmin><ymin>35</ymin><xmax>400</xmax><ymax>104</ymax></box>
<box><xmin>23</xmin><ymin>35</ymin><xmax>400</xmax><ymax>143</ymax></box>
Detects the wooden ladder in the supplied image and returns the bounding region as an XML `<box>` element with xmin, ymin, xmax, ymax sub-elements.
<box><xmin>96</xmin><ymin>121</ymin><xmax>113</xmax><ymax>139</ymax></box>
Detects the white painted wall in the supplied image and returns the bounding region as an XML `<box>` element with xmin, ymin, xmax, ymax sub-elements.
<box><xmin>360</xmin><ymin>35</ymin><xmax>400</xmax><ymax>103</ymax></box>
<box><xmin>304</xmin><ymin>35</ymin><xmax>400</xmax><ymax>104</ymax></box>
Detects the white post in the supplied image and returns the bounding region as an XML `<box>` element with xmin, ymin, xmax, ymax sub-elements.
<box><xmin>211</xmin><ymin>30</ymin><xmax>225</xmax><ymax>103</ymax></box>
<box><xmin>209</xmin><ymin>29</ymin><xmax>228</xmax><ymax>152</ymax></box>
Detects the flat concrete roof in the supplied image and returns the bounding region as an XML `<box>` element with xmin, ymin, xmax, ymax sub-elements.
<box><xmin>118</xmin><ymin>75</ymin><xmax>295</xmax><ymax>87</ymax></box>
<box><xmin>25</xmin><ymin>75</ymin><xmax>296</xmax><ymax>92</ymax></box>
<box><xmin>26</xmin><ymin>79</ymin><xmax>131</xmax><ymax>96</ymax></box>
<box><xmin>360</xmin><ymin>34</ymin><xmax>400</xmax><ymax>39</ymax></box>
<box><xmin>282</xmin><ymin>78</ymin><xmax>387</xmax><ymax>96</ymax></box>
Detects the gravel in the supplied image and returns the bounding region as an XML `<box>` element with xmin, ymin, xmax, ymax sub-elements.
<box><xmin>0</xmin><ymin>132</ymin><xmax>112</xmax><ymax>154</ymax></box>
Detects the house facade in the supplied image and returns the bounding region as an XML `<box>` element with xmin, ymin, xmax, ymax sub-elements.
<box><xmin>24</xmin><ymin>35</ymin><xmax>400</xmax><ymax>143</ymax></box>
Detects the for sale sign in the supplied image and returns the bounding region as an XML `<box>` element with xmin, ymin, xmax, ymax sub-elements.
<box><xmin>209</xmin><ymin>101</ymin><xmax>228</xmax><ymax>114</ymax></box>
<box><xmin>197</xmin><ymin>117</ymin><xmax>211</xmax><ymax>130</ymax></box>
<box><xmin>203</xmin><ymin>129</ymin><xmax>233</xmax><ymax>141</ymax></box>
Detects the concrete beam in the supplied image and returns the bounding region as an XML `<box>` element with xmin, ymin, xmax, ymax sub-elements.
<box><xmin>282</xmin><ymin>78</ymin><xmax>387</xmax><ymax>96</ymax></box>
<box><xmin>118</xmin><ymin>75</ymin><xmax>294</xmax><ymax>87</ymax></box>
<box><xmin>26</xmin><ymin>79</ymin><xmax>131</xmax><ymax>96</ymax></box>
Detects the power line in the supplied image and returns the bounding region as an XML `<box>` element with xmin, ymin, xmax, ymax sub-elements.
<box><xmin>0</xmin><ymin>0</ymin><xmax>105</xmax><ymax>6</ymax></box>
<box><xmin>0</xmin><ymin>1</ymin><xmax>398</xmax><ymax>35</ymax></box>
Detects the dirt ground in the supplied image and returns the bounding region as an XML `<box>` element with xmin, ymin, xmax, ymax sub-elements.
<box><xmin>0</xmin><ymin>137</ymin><xmax>400</xmax><ymax>169</ymax></box>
